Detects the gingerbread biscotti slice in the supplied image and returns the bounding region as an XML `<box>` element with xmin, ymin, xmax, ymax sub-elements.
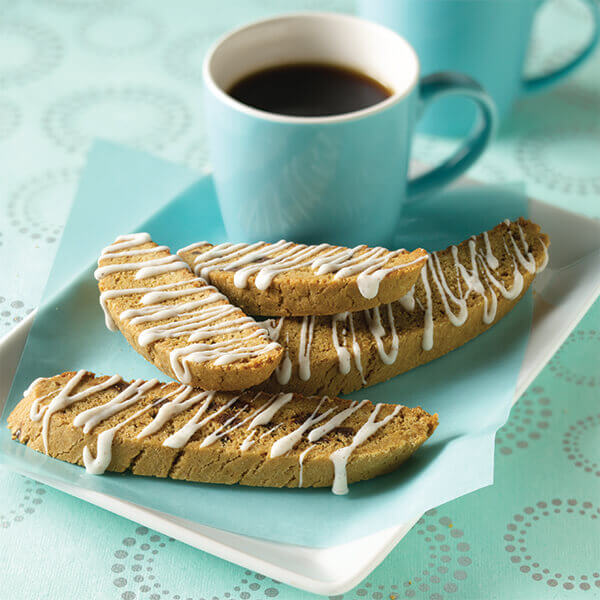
<box><xmin>177</xmin><ymin>240</ymin><xmax>428</xmax><ymax>316</ymax></box>
<box><xmin>95</xmin><ymin>233</ymin><xmax>283</xmax><ymax>390</ymax></box>
<box><xmin>256</xmin><ymin>218</ymin><xmax>549</xmax><ymax>397</ymax></box>
<box><xmin>8</xmin><ymin>371</ymin><xmax>437</xmax><ymax>493</ymax></box>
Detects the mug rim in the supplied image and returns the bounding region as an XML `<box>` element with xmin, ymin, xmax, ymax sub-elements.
<box><xmin>202</xmin><ymin>11</ymin><xmax>421</xmax><ymax>125</ymax></box>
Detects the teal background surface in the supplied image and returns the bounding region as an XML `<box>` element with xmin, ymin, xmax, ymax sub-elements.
<box><xmin>0</xmin><ymin>0</ymin><xmax>598</xmax><ymax>598</ymax></box>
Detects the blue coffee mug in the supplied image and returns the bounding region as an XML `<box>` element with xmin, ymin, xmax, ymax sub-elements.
<box><xmin>203</xmin><ymin>13</ymin><xmax>497</xmax><ymax>247</ymax></box>
<box><xmin>359</xmin><ymin>0</ymin><xmax>600</xmax><ymax>137</ymax></box>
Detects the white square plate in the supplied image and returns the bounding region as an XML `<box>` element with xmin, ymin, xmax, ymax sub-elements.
<box><xmin>1</xmin><ymin>194</ymin><xmax>598</xmax><ymax>596</ymax></box>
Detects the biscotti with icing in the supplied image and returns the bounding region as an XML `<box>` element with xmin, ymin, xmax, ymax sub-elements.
<box><xmin>8</xmin><ymin>371</ymin><xmax>438</xmax><ymax>493</ymax></box>
<box><xmin>256</xmin><ymin>218</ymin><xmax>549</xmax><ymax>397</ymax></box>
<box><xmin>95</xmin><ymin>233</ymin><xmax>283</xmax><ymax>390</ymax></box>
<box><xmin>177</xmin><ymin>240</ymin><xmax>428</xmax><ymax>316</ymax></box>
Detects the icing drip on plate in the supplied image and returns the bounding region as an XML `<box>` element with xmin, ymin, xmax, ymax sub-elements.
<box><xmin>23</xmin><ymin>374</ymin><xmax>403</xmax><ymax>494</ymax></box>
<box><xmin>178</xmin><ymin>240</ymin><xmax>427</xmax><ymax>299</ymax></box>
<box><xmin>95</xmin><ymin>233</ymin><xmax>281</xmax><ymax>384</ymax></box>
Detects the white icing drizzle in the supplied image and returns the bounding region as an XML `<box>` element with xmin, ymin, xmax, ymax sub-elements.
<box><xmin>199</xmin><ymin>401</ymin><xmax>248</xmax><ymax>448</ymax></box>
<box><xmin>239</xmin><ymin>393</ymin><xmax>293</xmax><ymax>451</ymax></box>
<box><xmin>270</xmin><ymin>398</ymin><xmax>333</xmax><ymax>458</ymax></box>
<box><xmin>308</xmin><ymin>400</ymin><xmax>369</xmax><ymax>442</ymax></box>
<box><xmin>180</xmin><ymin>240</ymin><xmax>427</xmax><ymax>299</ymax></box>
<box><xmin>99</xmin><ymin>278</ymin><xmax>206</xmax><ymax>331</ymax></box>
<box><xmin>29</xmin><ymin>390</ymin><xmax>55</xmax><ymax>421</ymax></box>
<box><xmin>332</xmin><ymin>313</ymin><xmax>352</xmax><ymax>375</ymax></box>
<box><xmin>260</xmin><ymin>424</ymin><xmax>282</xmax><ymax>439</ymax></box>
<box><xmin>38</xmin><ymin>371</ymin><xmax>122</xmax><ymax>452</ymax></box>
<box><xmin>347</xmin><ymin>311</ymin><xmax>367</xmax><ymax>385</ymax></box>
<box><xmin>512</xmin><ymin>223</ymin><xmax>537</xmax><ymax>274</ymax></box>
<box><xmin>247</xmin><ymin>393</ymin><xmax>294</xmax><ymax>429</ymax></box>
<box><xmin>168</xmin><ymin>332</ymin><xmax>280</xmax><ymax>384</ymax></box>
<box><xmin>330</xmin><ymin>312</ymin><xmax>367</xmax><ymax>383</ymax></box>
<box><xmin>276</xmin><ymin>346</ymin><xmax>293</xmax><ymax>385</ymax></box>
<box><xmin>365</xmin><ymin>304</ymin><xmax>399</xmax><ymax>365</ymax></box>
<box><xmin>95</xmin><ymin>233</ymin><xmax>188</xmax><ymax>280</ymax></box>
<box><xmin>482</xmin><ymin>231</ymin><xmax>499</xmax><ymax>269</ymax></box>
<box><xmin>538</xmin><ymin>239</ymin><xmax>549</xmax><ymax>272</ymax></box>
<box><xmin>240</xmin><ymin>429</ymin><xmax>256</xmax><ymax>452</ymax></box>
<box><xmin>262</xmin><ymin>319</ymin><xmax>292</xmax><ymax>385</ymax></box>
<box><xmin>95</xmin><ymin>255</ymin><xmax>188</xmax><ymax>281</ymax></box>
<box><xmin>399</xmin><ymin>287</ymin><xmax>415</xmax><ymax>312</ymax></box>
<box><xmin>298</xmin><ymin>316</ymin><xmax>316</xmax><ymax>381</ymax></box>
<box><xmin>298</xmin><ymin>444</ymin><xmax>315</xmax><ymax>488</ymax></box>
<box><xmin>136</xmin><ymin>386</ymin><xmax>205</xmax><ymax>439</ymax></box>
<box><xmin>24</xmin><ymin>374</ymin><xmax>400</xmax><ymax>493</ymax></box>
<box><xmin>95</xmin><ymin>233</ymin><xmax>281</xmax><ymax>384</ymax></box>
<box><xmin>416</xmin><ymin>223</ymin><xmax>544</xmax><ymax>350</ymax></box>
<box><xmin>330</xmin><ymin>404</ymin><xmax>402</xmax><ymax>495</ymax></box>
<box><xmin>24</xmin><ymin>377</ymin><xmax>44</xmax><ymax>398</ymax></box>
<box><xmin>419</xmin><ymin>263</ymin><xmax>435</xmax><ymax>351</ymax></box>
<box><xmin>83</xmin><ymin>399</ymin><xmax>162</xmax><ymax>475</ymax></box>
<box><xmin>162</xmin><ymin>393</ymin><xmax>225</xmax><ymax>449</ymax></box>
<box><xmin>73</xmin><ymin>378</ymin><xmax>160</xmax><ymax>433</ymax></box>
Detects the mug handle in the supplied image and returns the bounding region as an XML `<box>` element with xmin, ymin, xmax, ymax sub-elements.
<box><xmin>407</xmin><ymin>72</ymin><xmax>497</xmax><ymax>201</ymax></box>
<box><xmin>522</xmin><ymin>0</ymin><xmax>600</xmax><ymax>95</ymax></box>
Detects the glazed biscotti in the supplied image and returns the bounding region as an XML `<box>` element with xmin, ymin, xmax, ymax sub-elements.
<box><xmin>256</xmin><ymin>218</ymin><xmax>549</xmax><ymax>397</ymax></box>
<box><xmin>95</xmin><ymin>233</ymin><xmax>283</xmax><ymax>390</ymax></box>
<box><xmin>8</xmin><ymin>371</ymin><xmax>438</xmax><ymax>493</ymax></box>
<box><xmin>177</xmin><ymin>240</ymin><xmax>428</xmax><ymax>316</ymax></box>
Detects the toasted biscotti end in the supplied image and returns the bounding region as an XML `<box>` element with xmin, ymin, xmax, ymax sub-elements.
<box><xmin>177</xmin><ymin>241</ymin><xmax>428</xmax><ymax>316</ymax></box>
<box><xmin>491</xmin><ymin>217</ymin><xmax>550</xmax><ymax>269</ymax></box>
<box><xmin>8</xmin><ymin>371</ymin><xmax>438</xmax><ymax>492</ymax></box>
<box><xmin>95</xmin><ymin>233</ymin><xmax>283</xmax><ymax>391</ymax></box>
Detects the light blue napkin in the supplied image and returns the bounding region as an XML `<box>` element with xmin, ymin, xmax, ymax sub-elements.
<box><xmin>0</xmin><ymin>141</ymin><xmax>531</xmax><ymax>547</ymax></box>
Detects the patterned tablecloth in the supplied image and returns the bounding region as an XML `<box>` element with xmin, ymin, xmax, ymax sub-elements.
<box><xmin>0</xmin><ymin>1</ymin><xmax>598</xmax><ymax>599</ymax></box>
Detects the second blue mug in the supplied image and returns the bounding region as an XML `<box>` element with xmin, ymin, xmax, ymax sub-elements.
<box><xmin>359</xmin><ymin>0</ymin><xmax>600</xmax><ymax>137</ymax></box>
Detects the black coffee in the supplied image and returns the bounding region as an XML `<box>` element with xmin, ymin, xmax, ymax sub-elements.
<box><xmin>227</xmin><ymin>63</ymin><xmax>392</xmax><ymax>117</ymax></box>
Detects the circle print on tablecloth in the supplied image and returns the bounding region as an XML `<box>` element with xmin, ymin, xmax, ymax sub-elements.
<box><xmin>79</xmin><ymin>7</ymin><xmax>162</xmax><ymax>56</ymax></box>
<box><xmin>109</xmin><ymin>526</ymin><xmax>283</xmax><ymax>600</ymax></box>
<box><xmin>0</xmin><ymin>478</ymin><xmax>46</xmax><ymax>529</ymax></box>
<box><xmin>563</xmin><ymin>413</ymin><xmax>600</xmax><ymax>477</ymax></box>
<box><xmin>163</xmin><ymin>29</ymin><xmax>224</xmax><ymax>84</ymax></box>
<box><xmin>548</xmin><ymin>329</ymin><xmax>599</xmax><ymax>387</ymax></box>
<box><xmin>110</xmin><ymin>526</ymin><xmax>176</xmax><ymax>600</ymax></box>
<box><xmin>332</xmin><ymin>509</ymin><xmax>473</xmax><ymax>599</ymax></box>
<box><xmin>504</xmin><ymin>499</ymin><xmax>600</xmax><ymax>590</ymax></box>
<box><xmin>0</xmin><ymin>20</ymin><xmax>62</xmax><ymax>88</ymax></box>
<box><xmin>43</xmin><ymin>87</ymin><xmax>191</xmax><ymax>153</ymax></box>
<box><xmin>0</xmin><ymin>297</ymin><xmax>35</xmax><ymax>330</ymax></box>
<box><xmin>496</xmin><ymin>386</ymin><xmax>552</xmax><ymax>455</ymax></box>
<box><xmin>0</xmin><ymin>98</ymin><xmax>21</xmax><ymax>141</ymax></box>
<box><xmin>516</xmin><ymin>122</ymin><xmax>600</xmax><ymax>196</ymax></box>
<box><xmin>7</xmin><ymin>168</ymin><xmax>79</xmax><ymax>244</ymax></box>
<box><xmin>226</xmin><ymin>570</ymin><xmax>282</xmax><ymax>599</ymax></box>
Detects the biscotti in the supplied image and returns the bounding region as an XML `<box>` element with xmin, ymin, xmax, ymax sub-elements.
<box><xmin>178</xmin><ymin>240</ymin><xmax>428</xmax><ymax>316</ymax></box>
<box><xmin>95</xmin><ymin>233</ymin><xmax>283</xmax><ymax>390</ymax></box>
<box><xmin>8</xmin><ymin>371</ymin><xmax>438</xmax><ymax>493</ymax></box>
<box><xmin>256</xmin><ymin>218</ymin><xmax>550</xmax><ymax>397</ymax></box>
